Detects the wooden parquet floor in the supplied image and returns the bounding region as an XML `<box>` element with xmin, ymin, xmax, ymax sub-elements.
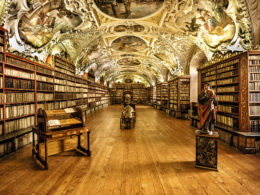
<box><xmin>0</xmin><ymin>105</ymin><xmax>260</xmax><ymax>195</ymax></box>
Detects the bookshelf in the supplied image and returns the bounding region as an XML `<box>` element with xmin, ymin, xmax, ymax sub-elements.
<box><xmin>156</xmin><ymin>82</ymin><xmax>168</xmax><ymax>110</ymax></box>
<box><xmin>0</xmin><ymin>26</ymin><xmax>110</xmax><ymax>157</ymax></box>
<box><xmin>111</xmin><ymin>83</ymin><xmax>125</xmax><ymax>104</ymax></box>
<box><xmin>168</xmin><ymin>76</ymin><xmax>190</xmax><ymax>118</ymax></box>
<box><xmin>132</xmin><ymin>83</ymin><xmax>147</xmax><ymax>104</ymax></box>
<box><xmin>110</xmin><ymin>83</ymin><xmax>148</xmax><ymax>105</ymax></box>
<box><xmin>147</xmin><ymin>87</ymin><xmax>153</xmax><ymax>105</ymax></box>
<box><xmin>197</xmin><ymin>51</ymin><xmax>260</xmax><ymax>153</ymax></box>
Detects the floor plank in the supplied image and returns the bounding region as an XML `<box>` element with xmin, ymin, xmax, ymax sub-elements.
<box><xmin>0</xmin><ymin>105</ymin><xmax>259</xmax><ymax>195</ymax></box>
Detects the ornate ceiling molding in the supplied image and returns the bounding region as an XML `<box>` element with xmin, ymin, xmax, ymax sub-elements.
<box><xmin>0</xmin><ymin>0</ymin><xmax>255</xmax><ymax>85</ymax></box>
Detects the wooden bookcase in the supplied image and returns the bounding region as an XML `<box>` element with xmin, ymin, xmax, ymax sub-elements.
<box><xmin>110</xmin><ymin>83</ymin><xmax>148</xmax><ymax>105</ymax></box>
<box><xmin>111</xmin><ymin>83</ymin><xmax>125</xmax><ymax>104</ymax></box>
<box><xmin>156</xmin><ymin>82</ymin><xmax>168</xmax><ymax>110</ymax></box>
<box><xmin>168</xmin><ymin>76</ymin><xmax>190</xmax><ymax>118</ymax></box>
<box><xmin>132</xmin><ymin>83</ymin><xmax>147</xmax><ymax>104</ymax></box>
<box><xmin>0</xmin><ymin>27</ymin><xmax>110</xmax><ymax>157</ymax></box>
<box><xmin>147</xmin><ymin>86</ymin><xmax>156</xmax><ymax>105</ymax></box>
<box><xmin>197</xmin><ymin>51</ymin><xmax>260</xmax><ymax>153</ymax></box>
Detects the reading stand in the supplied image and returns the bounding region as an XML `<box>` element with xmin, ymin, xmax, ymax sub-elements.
<box><xmin>32</xmin><ymin>107</ymin><xmax>91</xmax><ymax>170</ymax></box>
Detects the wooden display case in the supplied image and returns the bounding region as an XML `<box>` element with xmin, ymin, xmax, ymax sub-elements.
<box><xmin>198</xmin><ymin>51</ymin><xmax>260</xmax><ymax>153</ymax></box>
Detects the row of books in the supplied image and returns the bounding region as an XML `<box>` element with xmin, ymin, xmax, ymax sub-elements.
<box><xmin>55</xmin><ymin>66</ymin><xmax>75</xmax><ymax>76</ymax></box>
<box><xmin>55</xmin><ymin>59</ymin><xmax>75</xmax><ymax>73</ymax></box>
<box><xmin>0</xmin><ymin>141</ymin><xmax>12</xmax><ymax>156</ymax></box>
<box><xmin>37</xmin><ymin>93</ymin><xmax>54</xmax><ymax>101</ymax></box>
<box><xmin>218</xmin><ymin>105</ymin><xmax>239</xmax><ymax>114</ymax></box>
<box><xmin>5</xmin><ymin>78</ymin><xmax>35</xmax><ymax>89</ymax></box>
<box><xmin>201</xmin><ymin>66</ymin><xmax>215</xmax><ymax>74</ymax></box>
<box><xmin>217</xmin><ymin>86</ymin><xmax>238</xmax><ymax>93</ymax></box>
<box><xmin>250</xmin><ymin>120</ymin><xmax>260</xmax><ymax>132</ymax></box>
<box><xmin>169</xmin><ymin>104</ymin><xmax>177</xmax><ymax>110</ymax></box>
<box><xmin>250</xmin><ymin>73</ymin><xmax>260</xmax><ymax>81</ymax></box>
<box><xmin>217</xmin><ymin>114</ymin><xmax>235</xmax><ymax>127</ymax></box>
<box><xmin>180</xmin><ymin>96</ymin><xmax>189</xmax><ymax>101</ymax></box>
<box><xmin>202</xmin><ymin>75</ymin><xmax>216</xmax><ymax>82</ymax></box>
<box><xmin>202</xmin><ymin>70</ymin><xmax>216</xmax><ymax>78</ymax></box>
<box><xmin>218</xmin><ymin>94</ymin><xmax>238</xmax><ymax>102</ymax></box>
<box><xmin>132</xmin><ymin>84</ymin><xmax>145</xmax><ymax>89</ymax></box>
<box><xmin>0</xmin><ymin>107</ymin><xmax>2</xmax><ymax>119</ymax></box>
<box><xmin>37</xmin><ymin>82</ymin><xmax>54</xmax><ymax>91</ymax></box>
<box><xmin>55</xmin><ymin>78</ymin><xmax>67</xmax><ymax>85</ymax></box>
<box><xmin>54</xmin><ymin>85</ymin><xmax>87</xmax><ymax>92</ymax></box>
<box><xmin>217</xmin><ymin>77</ymin><xmax>239</xmax><ymax>85</ymax></box>
<box><xmin>36</xmin><ymin>66</ymin><xmax>53</xmax><ymax>76</ymax></box>
<box><xmin>249</xmin><ymin>93</ymin><xmax>260</xmax><ymax>102</ymax></box>
<box><xmin>36</xmin><ymin>75</ymin><xmax>54</xmax><ymax>83</ymax></box>
<box><xmin>249</xmin><ymin>66</ymin><xmax>260</xmax><ymax>72</ymax></box>
<box><xmin>217</xmin><ymin>59</ymin><xmax>239</xmax><ymax>69</ymax></box>
<box><xmin>56</xmin><ymin>71</ymin><xmax>75</xmax><ymax>81</ymax></box>
<box><xmin>249</xmin><ymin>55</ymin><xmax>260</xmax><ymax>60</ymax></box>
<box><xmin>5</xmin><ymin>68</ymin><xmax>35</xmax><ymax>79</ymax></box>
<box><xmin>0</xmin><ymin>46</ymin><xmax>4</xmax><ymax>52</ymax></box>
<box><xmin>217</xmin><ymin>64</ymin><xmax>238</xmax><ymax>74</ymax></box>
<box><xmin>15</xmin><ymin>132</ymin><xmax>32</xmax><ymax>150</ymax></box>
<box><xmin>0</xmin><ymin>53</ymin><xmax>3</xmax><ymax>61</ymax></box>
<box><xmin>6</xmin><ymin>92</ymin><xmax>34</xmax><ymax>103</ymax></box>
<box><xmin>6</xmin><ymin>104</ymin><xmax>35</xmax><ymax>118</ymax></box>
<box><xmin>6</xmin><ymin>56</ymin><xmax>34</xmax><ymax>70</ymax></box>
<box><xmin>0</xmin><ymin>36</ymin><xmax>4</xmax><ymax>44</ymax></box>
<box><xmin>250</xmin><ymin>106</ymin><xmax>260</xmax><ymax>116</ymax></box>
<box><xmin>54</xmin><ymin>93</ymin><xmax>88</xmax><ymax>100</ymax></box>
<box><xmin>5</xmin><ymin>116</ymin><xmax>35</xmax><ymax>134</ymax></box>
<box><xmin>180</xmin><ymin>100</ymin><xmax>190</xmax><ymax>104</ymax></box>
<box><xmin>249</xmin><ymin>82</ymin><xmax>260</xmax><ymax>90</ymax></box>
<box><xmin>217</xmin><ymin>70</ymin><xmax>238</xmax><ymax>79</ymax></box>
<box><xmin>249</xmin><ymin>60</ymin><xmax>260</xmax><ymax>65</ymax></box>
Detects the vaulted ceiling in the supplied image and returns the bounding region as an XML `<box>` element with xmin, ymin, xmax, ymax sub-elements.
<box><xmin>0</xmin><ymin>0</ymin><xmax>256</xmax><ymax>86</ymax></box>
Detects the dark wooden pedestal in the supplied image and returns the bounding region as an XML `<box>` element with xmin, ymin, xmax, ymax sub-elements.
<box><xmin>195</xmin><ymin>130</ymin><xmax>219</xmax><ymax>171</ymax></box>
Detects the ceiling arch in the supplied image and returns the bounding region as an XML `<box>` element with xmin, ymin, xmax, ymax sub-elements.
<box><xmin>1</xmin><ymin>0</ymin><xmax>255</xmax><ymax>85</ymax></box>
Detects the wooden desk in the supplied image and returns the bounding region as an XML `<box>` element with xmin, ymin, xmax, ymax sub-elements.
<box><xmin>32</xmin><ymin>107</ymin><xmax>91</xmax><ymax>170</ymax></box>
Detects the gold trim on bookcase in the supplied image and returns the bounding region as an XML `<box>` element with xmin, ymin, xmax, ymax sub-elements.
<box><xmin>202</xmin><ymin>51</ymin><xmax>243</xmax><ymax>68</ymax></box>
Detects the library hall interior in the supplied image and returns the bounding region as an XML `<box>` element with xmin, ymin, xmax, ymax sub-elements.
<box><xmin>0</xmin><ymin>0</ymin><xmax>260</xmax><ymax>194</ymax></box>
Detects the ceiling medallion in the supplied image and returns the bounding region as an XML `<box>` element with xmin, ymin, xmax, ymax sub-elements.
<box><xmin>94</xmin><ymin>0</ymin><xmax>164</xmax><ymax>19</ymax></box>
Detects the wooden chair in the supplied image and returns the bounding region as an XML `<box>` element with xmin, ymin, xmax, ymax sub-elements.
<box><xmin>32</xmin><ymin>107</ymin><xmax>91</xmax><ymax>170</ymax></box>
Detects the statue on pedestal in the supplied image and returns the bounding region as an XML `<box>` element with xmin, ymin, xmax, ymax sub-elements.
<box><xmin>198</xmin><ymin>83</ymin><xmax>218</xmax><ymax>134</ymax></box>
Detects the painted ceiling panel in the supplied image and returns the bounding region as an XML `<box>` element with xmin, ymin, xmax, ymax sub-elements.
<box><xmin>0</xmin><ymin>0</ymin><xmax>253</xmax><ymax>86</ymax></box>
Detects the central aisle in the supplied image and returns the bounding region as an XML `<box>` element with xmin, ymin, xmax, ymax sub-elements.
<box><xmin>0</xmin><ymin>105</ymin><xmax>260</xmax><ymax>195</ymax></box>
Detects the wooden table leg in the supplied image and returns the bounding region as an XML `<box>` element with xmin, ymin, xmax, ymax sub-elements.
<box><xmin>44</xmin><ymin>140</ymin><xmax>48</xmax><ymax>170</ymax></box>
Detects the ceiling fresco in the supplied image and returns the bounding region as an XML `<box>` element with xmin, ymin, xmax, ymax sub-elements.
<box><xmin>117</xmin><ymin>58</ymin><xmax>141</xmax><ymax>66</ymax></box>
<box><xmin>0</xmin><ymin>0</ymin><xmax>255</xmax><ymax>86</ymax></box>
<box><xmin>111</xmin><ymin>36</ymin><xmax>147</xmax><ymax>52</ymax></box>
<box><xmin>94</xmin><ymin>0</ymin><xmax>164</xmax><ymax>19</ymax></box>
